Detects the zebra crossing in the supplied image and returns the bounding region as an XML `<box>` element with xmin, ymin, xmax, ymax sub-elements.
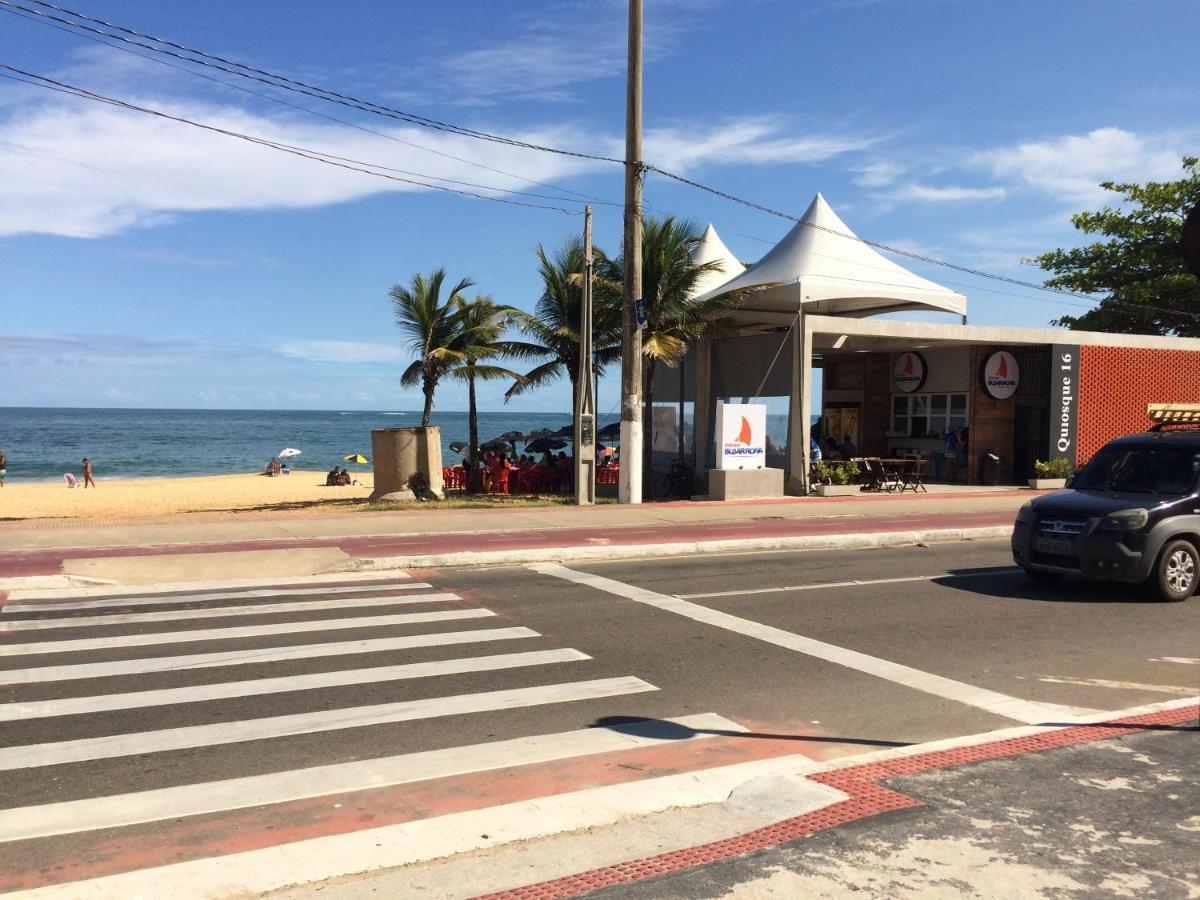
<box><xmin>0</xmin><ymin>572</ymin><xmax>741</xmax><ymax>897</ymax></box>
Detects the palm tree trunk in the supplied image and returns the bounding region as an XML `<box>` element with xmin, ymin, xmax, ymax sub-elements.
<box><xmin>421</xmin><ymin>375</ymin><xmax>435</xmax><ymax>428</ymax></box>
<box><xmin>467</xmin><ymin>369</ymin><xmax>480</xmax><ymax>493</ymax></box>
<box><xmin>643</xmin><ymin>359</ymin><xmax>655</xmax><ymax>498</ymax></box>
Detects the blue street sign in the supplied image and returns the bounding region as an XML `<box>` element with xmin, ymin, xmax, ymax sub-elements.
<box><xmin>634</xmin><ymin>297</ymin><xmax>647</xmax><ymax>327</ymax></box>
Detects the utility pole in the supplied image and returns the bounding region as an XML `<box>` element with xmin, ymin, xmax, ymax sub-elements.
<box><xmin>574</xmin><ymin>205</ymin><xmax>596</xmax><ymax>505</ymax></box>
<box><xmin>619</xmin><ymin>0</ymin><xmax>644</xmax><ymax>504</ymax></box>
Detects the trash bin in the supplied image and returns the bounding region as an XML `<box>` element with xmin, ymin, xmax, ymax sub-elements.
<box><xmin>981</xmin><ymin>452</ymin><xmax>1002</xmax><ymax>486</ymax></box>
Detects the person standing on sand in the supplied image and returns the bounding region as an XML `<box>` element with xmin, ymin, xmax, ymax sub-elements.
<box><xmin>82</xmin><ymin>457</ymin><xmax>96</xmax><ymax>488</ymax></box>
<box><xmin>0</xmin><ymin>448</ymin><xmax>6</xmax><ymax>486</ymax></box>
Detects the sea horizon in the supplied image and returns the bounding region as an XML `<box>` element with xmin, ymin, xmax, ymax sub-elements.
<box><xmin>0</xmin><ymin>406</ymin><xmax>802</xmax><ymax>483</ymax></box>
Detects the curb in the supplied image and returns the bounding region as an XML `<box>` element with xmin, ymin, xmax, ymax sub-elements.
<box><xmin>349</xmin><ymin>525</ymin><xmax>1014</xmax><ymax>571</ymax></box>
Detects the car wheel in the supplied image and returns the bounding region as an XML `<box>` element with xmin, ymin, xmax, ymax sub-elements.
<box><xmin>1153</xmin><ymin>539</ymin><xmax>1199</xmax><ymax>602</ymax></box>
<box><xmin>1023</xmin><ymin>567</ymin><xmax>1062</xmax><ymax>584</ymax></box>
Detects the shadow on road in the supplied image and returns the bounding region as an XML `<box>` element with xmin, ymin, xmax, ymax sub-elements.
<box><xmin>591</xmin><ymin>715</ymin><xmax>911</xmax><ymax>748</ymax></box>
<box><xmin>935</xmin><ymin>568</ymin><xmax>1152</xmax><ymax>604</ymax></box>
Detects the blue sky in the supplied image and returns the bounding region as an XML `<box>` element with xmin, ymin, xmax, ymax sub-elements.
<box><xmin>1</xmin><ymin>0</ymin><xmax>1196</xmax><ymax>412</ymax></box>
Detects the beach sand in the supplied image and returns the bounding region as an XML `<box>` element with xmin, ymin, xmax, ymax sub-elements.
<box><xmin>0</xmin><ymin>470</ymin><xmax>375</xmax><ymax>521</ymax></box>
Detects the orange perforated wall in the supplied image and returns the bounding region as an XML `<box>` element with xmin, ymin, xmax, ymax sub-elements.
<box><xmin>1077</xmin><ymin>346</ymin><xmax>1200</xmax><ymax>462</ymax></box>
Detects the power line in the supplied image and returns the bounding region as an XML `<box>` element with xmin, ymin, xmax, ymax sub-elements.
<box><xmin>0</xmin><ymin>65</ymin><xmax>583</xmax><ymax>215</ymax></box>
<box><xmin>0</xmin><ymin>0</ymin><xmax>623</xmax><ymax>164</ymax></box>
<box><xmin>649</xmin><ymin>167</ymin><xmax>1200</xmax><ymax>323</ymax></box>
<box><xmin>0</xmin><ymin>3</ymin><xmax>617</xmax><ymax>208</ymax></box>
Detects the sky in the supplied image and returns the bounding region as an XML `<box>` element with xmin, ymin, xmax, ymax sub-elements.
<box><xmin>1</xmin><ymin>0</ymin><xmax>1197</xmax><ymax>413</ymax></box>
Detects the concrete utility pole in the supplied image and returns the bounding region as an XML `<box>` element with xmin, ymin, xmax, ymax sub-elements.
<box><xmin>619</xmin><ymin>0</ymin><xmax>644</xmax><ymax>504</ymax></box>
<box><xmin>574</xmin><ymin>206</ymin><xmax>596</xmax><ymax>505</ymax></box>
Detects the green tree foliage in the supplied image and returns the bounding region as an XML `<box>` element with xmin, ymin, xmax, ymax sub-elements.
<box><xmin>1031</xmin><ymin>157</ymin><xmax>1200</xmax><ymax>336</ymax></box>
<box><xmin>504</xmin><ymin>237</ymin><xmax>622</xmax><ymax>410</ymax></box>
<box><xmin>389</xmin><ymin>268</ymin><xmax>476</xmax><ymax>427</ymax></box>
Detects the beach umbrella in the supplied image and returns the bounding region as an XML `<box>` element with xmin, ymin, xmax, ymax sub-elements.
<box><xmin>449</xmin><ymin>441</ymin><xmax>468</xmax><ymax>454</ymax></box>
<box><xmin>343</xmin><ymin>453</ymin><xmax>368</xmax><ymax>464</ymax></box>
<box><xmin>550</xmin><ymin>425</ymin><xmax>573</xmax><ymax>439</ymax></box>
<box><xmin>279</xmin><ymin>448</ymin><xmax>301</xmax><ymax>459</ymax></box>
<box><xmin>480</xmin><ymin>439</ymin><xmax>509</xmax><ymax>451</ymax></box>
<box><xmin>597</xmin><ymin>421</ymin><xmax>621</xmax><ymax>440</ymax></box>
<box><xmin>495</xmin><ymin>430</ymin><xmax>526</xmax><ymax>444</ymax></box>
<box><xmin>526</xmin><ymin>437</ymin><xmax>568</xmax><ymax>454</ymax></box>
<box><xmin>524</xmin><ymin>428</ymin><xmax>555</xmax><ymax>442</ymax></box>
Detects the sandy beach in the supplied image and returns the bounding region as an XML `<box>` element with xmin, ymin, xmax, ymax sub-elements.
<box><xmin>0</xmin><ymin>470</ymin><xmax>375</xmax><ymax>521</ymax></box>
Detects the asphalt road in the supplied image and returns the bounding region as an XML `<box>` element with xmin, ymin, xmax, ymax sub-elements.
<box><xmin>1</xmin><ymin>539</ymin><xmax>1197</xmax><ymax>896</ymax></box>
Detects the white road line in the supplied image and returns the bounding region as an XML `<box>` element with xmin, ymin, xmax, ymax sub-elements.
<box><xmin>0</xmin><ymin>608</ymin><xmax>493</xmax><ymax>657</ymax></box>
<box><xmin>676</xmin><ymin>569</ymin><xmax>1019</xmax><ymax>599</ymax></box>
<box><xmin>0</xmin><ymin>676</ymin><xmax>658</xmax><ymax>771</ymax></box>
<box><xmin>1037</xmin><ymin>675</ymin><xmax>1200</xmax><ymax>696</ymax></box>
<box><xmin>1149</xmin><ymin>657</ymin><xmax>1200</xmax><ymax>665</ymax></box>
<box><xmin>0</xmin><ymin>627</ymin><xmax>539</xmax><ymax>685</ymax></box>
<box><xmin>0</xmin><ymin>649</ymin><xmax>591</xmax><ymax>721</ymax></box>
<box><xmin>2</xmin><ymin>582</ymin><xmax>432</xmax><ymax>614</ymax></box>
<box><xmin>0</xmin><ymin>593</ymin><xmax>459</xmax><ymax>632</ymax></box>
<box><xmin>533</xmin><ymin>563</ymin><xmax>1081</xmax><ymax>726</ymax></box>
<box><xmin>0</xmin><ymin>712</ymin><xmax>739</xmax><ymax>843</ymax></box>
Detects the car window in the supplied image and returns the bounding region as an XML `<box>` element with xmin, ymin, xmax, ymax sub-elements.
<box><xmin>1074</xmin><ymin>446</ymin><xmax>1200</xmax><ymax>496</ymax></box>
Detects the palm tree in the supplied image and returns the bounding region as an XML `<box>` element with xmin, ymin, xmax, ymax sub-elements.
<box><xmin>444</xmin><ymin>295</ymin><xmax>526</xmax><ymax>491</ymax></box>
<box><xmin>603</xmin><ymin>216</ymin><xmax>741</xmax><ymax>495</ymax></box>
<box><xmin>390</xmin><ymin>268</ymin><xmax>475</xmax><ymax>427</ymax></box>
<box><xmin>504</xmin><ymin>237</ymin><xmax>622</xmax><ymax>414</ymax></box>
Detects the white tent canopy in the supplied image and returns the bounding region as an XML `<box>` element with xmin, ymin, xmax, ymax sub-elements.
<box><xmin>687</xmin><ymin>224</ymin><xmax>746</xmax><ymax>299</ymax></box>
<box><xmin>693</xmin><ymin>193</ymin><xmax>967</xmax><ymax>319</ymax></box>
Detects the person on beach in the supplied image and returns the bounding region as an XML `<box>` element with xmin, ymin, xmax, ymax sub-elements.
<box><xmin>326</xmin><ymin>465</ymin><xmax>340</xmax><ymax>486</ymax></box>
<box><xmin>0</xmin><ymin>447</ymin><xmax>6</xmax><ymax>486</ymax></box>
<box><xmin>82</xmin><ymin>457</ymin><xmax>95</xmax><ymax>488</ymax></box>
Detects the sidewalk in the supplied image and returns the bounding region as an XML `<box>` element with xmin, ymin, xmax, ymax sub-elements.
<box><xmin>0</xmin><ymin>490</ymin><xmax>1031</xmax><ymax>586</ymax></box>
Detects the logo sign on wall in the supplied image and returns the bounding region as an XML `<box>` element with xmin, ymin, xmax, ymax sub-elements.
<box><xmin>981</xmin><ymin>350</ymin><xmax>1020</xmax><ymax>399</ymax></box>
<box><xmin>716</xmin><ymin>402</ymin><xmax>766</xmax><ymax>470</ymax></box>
<box><xmin>892</xmin><ymin>352</ymin><xmax>927</xmax><ymax>394</ymax></box>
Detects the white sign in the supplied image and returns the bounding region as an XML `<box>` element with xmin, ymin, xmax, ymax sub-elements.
<box><xmin>893</xmin><ymin>352</ymin><xmax>927</xmax><ymax>393</ymax></box>
<box><xmin>716</xmin><ymin>403</ymin><xmax>767</xmax><ymax>470</ymax></box>
<box><xmin>982</xmin><ymin>350</ymin><xmax>1020</xmax><ymax>400</ymax></box>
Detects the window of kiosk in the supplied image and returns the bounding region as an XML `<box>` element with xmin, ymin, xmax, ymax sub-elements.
<box><xmin>891</xmin><ymin>393</ymin><xmax>969</xmax><ymax>437</ymax></box>
<box><xmin>891</xmin><ymin>395</ymin><xmax>909</xmax><ymax>436</ymax></box>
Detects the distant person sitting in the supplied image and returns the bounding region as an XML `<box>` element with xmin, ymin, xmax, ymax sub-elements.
<box><xmin>809</xmin><ymin>437</ymin><xmax>822</xmax><ymax>462</ymax></box>
<box><xmin>337</xmin><ymin>467</ymin><xmax>352</xmax><ymax>486</ymax></box>
<box><xmin>326</xmin><ymin>466</ymin><xmax>340</xmax><ymax>486</ymax></box>
<box><xmin>840</xmin><ymin>434</ymin><xmax>857</xmax><ymax>458</ymax></box>
<box><xmin>0</xmin><ymin>447</ymin><xmax>6</xmax><ymax>487</ymax></box>
<box><xmin>265</xmin><ymin>458</ymin><xmax>282</xmax><ymax>477</ymax></box>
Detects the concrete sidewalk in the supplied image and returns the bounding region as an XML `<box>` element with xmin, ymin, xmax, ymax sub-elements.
<box><xmin>0</xmin><ymin>490</ymin><xmax>1033</xmax><ymax>587</ymax></box>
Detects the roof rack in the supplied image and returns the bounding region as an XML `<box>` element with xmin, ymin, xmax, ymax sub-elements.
<box><xmin>1147</xmin><ymin>403</ymin><xmax>1200</xmax><ymax>431</ymax></box>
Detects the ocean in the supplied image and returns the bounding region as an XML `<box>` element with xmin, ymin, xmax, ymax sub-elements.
<box><xmin>0</xmin><ymin>407</ymin><xmax>796</xmax><ymax>482</ymax></box>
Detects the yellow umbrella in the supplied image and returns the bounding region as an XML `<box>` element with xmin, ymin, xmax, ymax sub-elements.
<box><xmin>343</xmin><ymin>453</ymin><xmax>368</xmax><ymax>464</ymax></box>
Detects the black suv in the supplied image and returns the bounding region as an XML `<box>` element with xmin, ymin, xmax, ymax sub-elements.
<box><xmin>1012</xmin><ymin>430</ymin><xmax>1200</xmax><ymax>602</ymax></box>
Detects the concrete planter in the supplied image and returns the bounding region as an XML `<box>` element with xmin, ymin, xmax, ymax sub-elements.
<box><xmin>1028</xmin><ymin>478</ymin><xmax>1067</xmax><ymax>490</ymax></box>
<box><xmin>815</xmin><ymin>483</ymin><xmax>862</xmax><ymax>497</ymax></box>
<box><xmin>371</xmin><ymin>426</ymin><xmax>444</xmax><ymax>500</ymax></box>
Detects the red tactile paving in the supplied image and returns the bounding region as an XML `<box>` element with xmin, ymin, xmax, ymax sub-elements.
<box><xmin>476</xmin><ymin>703</ymin><xmax>1200</xmax><ymax>900</ymax></box>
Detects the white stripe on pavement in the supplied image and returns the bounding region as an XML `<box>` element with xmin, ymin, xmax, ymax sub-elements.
<box><xmin>2</xmin><ymin>582</ymin><xmax>432</xmax><ymax>614</ymax></box>
<box><xmin>533</xmin><ymin>563</ymin><xmax>1083</xmax><ymax>726</ymax></box>
<box><xmin>0</xmin><ymin>712</ymin><xmax>739</xmax><ymax>842</ymax></box>
<box><xmin>0</xmin><ymin>649</ymin><xmax>591</xmax><ymax>721</ymax></box>
<box><xmin>676</xmin><ymin>569</ymin><xmax>1020</xmax><ymax>599</ymax></box>
<box><xmin>3</xmin><ymin>570</ymin><xmax>415</xmax><ymax>602</ymax></box>
<box><xmin>0</xmin><ymin>593</ymin><xmax>459</xmax><ymax>632</ymax></box>
<box><xmin>0</xmin><ymin>608</ymin><xmax>493</xmax><ymax>657</ymax></box>
<box><xmin>0</xmin><ymin>677</ymin><xmax>659</xmax><ymax>771</ymax></box>
<box><xmin>0</xmin><ymin>627</ymin><xmax>540</xmax><ymax>685</ymax></box>
<box><xmin>1037</xmin><ymin>675</ymin><xmax>1200</xmax><ymax>696</ymax></box>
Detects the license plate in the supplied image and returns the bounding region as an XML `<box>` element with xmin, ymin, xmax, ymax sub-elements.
<box><xmin>1037</xmin><ymin>538</ymin><xmax>1072</xmax><ymax>556</ymax></box>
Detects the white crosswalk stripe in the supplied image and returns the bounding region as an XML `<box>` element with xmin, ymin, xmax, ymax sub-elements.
<box><xmin>0</xmin><ymin>592</ymin><xmax>459</xmax><ymax>631</ymax></box>
<box><xmin>0</xmin><ymin>576</ymin><xmax>676</xmax><ymax>897</ymax></box>
<box><xmin>0</xmin><ymin>648</ymin><xmax>591</xmax><ymax>721</ymax></box>
<box><xmin>0</xmin><ymin>626</ymin><xmax>540</xmax><ymax>685</ymax></box>
<box><xmin>0</xmin><ymin>607</ymin><xmax>494</xmax><ymax>656</ymax></box>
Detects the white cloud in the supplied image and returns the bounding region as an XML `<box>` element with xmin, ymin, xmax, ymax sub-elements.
<box><xmin>978</xmin><ymin>127</ymin><xmax>1189</xmax><ymax>205</ymax></box>
<box><xmin>277</xmin><ymin>340</ymin><xmax>403</xmax><ymax>364</ymax></box>
<box><xmin>645</xmin><ymin>117</ymin><xmax>876</xmax><ymax>172</ymax></box>
<box><xmin>853</xmin><ymin>160</ymin><xmax>905</xmax><ymax>188</ymax></box>
<box><xmin>887</xmin><ymin>183</ymin><xmax>1006</xmax><ymax>202</ymax></box>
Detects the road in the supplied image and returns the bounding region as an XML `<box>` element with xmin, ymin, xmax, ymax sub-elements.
<box><xmin>1</xmin><ymin>540</ymin><xmax>1197</xmax><ymax>897</ymax></box>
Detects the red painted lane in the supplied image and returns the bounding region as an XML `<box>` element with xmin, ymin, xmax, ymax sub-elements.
<box><xmin>0</xmin><ymin>510</ymin><xmax>1016</xmax><ymax>579</ymax></box>
<box><xmin>480</xmin><ymin>703</ymin><xmax>1200</xmax><ymax>900</ymax></box>
<box><xmin>0</xmin><ymin>723</ymin><xmax>830</xmax><ymax>893</ymax></box>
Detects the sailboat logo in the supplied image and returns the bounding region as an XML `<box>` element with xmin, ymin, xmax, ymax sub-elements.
<box><xmin>737</xmin><ymin>416</ymin><xmax>752</xmax><ymax>446</ymax></box>
<box><xmin>893</xmin><ymin>352</ymin><xmax>926</xmax><ymax>393</ymax></box>
<box><xmin>983</xmin><ymin>351</ymin><xmax>1020</xmax><ymax>399</ymax></box>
